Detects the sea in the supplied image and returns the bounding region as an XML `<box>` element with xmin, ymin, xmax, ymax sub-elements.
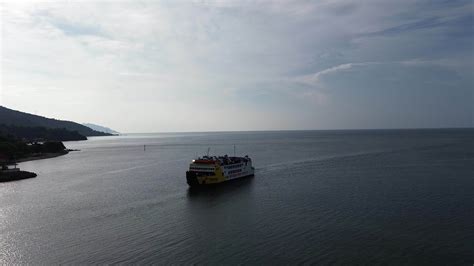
<box><xmin>1</xmin><ymin>129</ymin><xmax>473</xmax><ymax>264</ymax></box>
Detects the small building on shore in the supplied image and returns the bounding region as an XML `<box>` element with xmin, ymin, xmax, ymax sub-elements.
<box><xmin>0</xmin><ymin>153</ymin><xmax>36</xmax><ymax>182</ymax></box>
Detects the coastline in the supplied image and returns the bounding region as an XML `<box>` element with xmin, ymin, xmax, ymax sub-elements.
<box><xmin>16</xmin><ymin>150</ymin><xmax>70</xmax><ymax>163</ymax></box>
<box><xmin>1</xmin><ymin>150</ymin><xmax>73</xmax><ymax>183</ymax></box>
<box><xmin>0</xmin><ymin>170</ymin><xmax>37</xmax><ymax>182</ymax></box>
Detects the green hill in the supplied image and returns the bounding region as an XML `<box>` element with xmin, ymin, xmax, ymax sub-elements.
<box><xmin>0</xmin><ymin>124</ymin><xmax>87</xmax><ymax>141</ymax></box>
<box><xmin>0</xmin><ymin>106</ymin><xmax>111</xmax><ymax>137</ymax></box>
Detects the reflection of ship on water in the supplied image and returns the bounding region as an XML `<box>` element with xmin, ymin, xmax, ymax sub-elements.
<box><xmin>187</xmin><ymin>175</ymin><xmax>254</xmax><ymax>198</ymax></box>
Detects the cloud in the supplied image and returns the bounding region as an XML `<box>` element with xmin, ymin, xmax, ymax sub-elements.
<box><xmin>295</xmin><ymin>62</ymin><xmax>381</xmax><ymax>86</ymax></box>
<box><xmin>1</xmin><ymin>0</ymin><xmax>472</xmax><ymax>131</ymax></box>
<box><xmin>360</xmin><ymin>15</ymin><xmax>468</xmax><ymax>37</ymax></box>
<box><xmin>295</xmin><ymin>56</ymin><xmax>471</xmax><ymax>87</ymax></box>
<box><xmin>400</xmin><ymin>58</ymin><xmax>462</xmax><ymax>68</ymax></box>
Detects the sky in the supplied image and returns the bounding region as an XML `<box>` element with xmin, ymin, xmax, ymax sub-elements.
<box><xmin>1</xmin><ymin>0</ymin><xmax>473</xmax><ymax>133</ymax></box>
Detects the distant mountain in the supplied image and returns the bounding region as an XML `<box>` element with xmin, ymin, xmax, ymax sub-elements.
<box><xmin>83</xmin><ymin>123</ymin><xmax>119</xmax><ymax>134</ymax></box>
<box><xmin>0</xmin><ymin>106</ymin><xmax>111</xmax><ymax>137</ymax></box>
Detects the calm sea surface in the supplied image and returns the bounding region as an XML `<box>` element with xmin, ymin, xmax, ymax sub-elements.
<box><xmin>1</xmin><ymin>129</ymin><xmax>473</xmax><ymax>264</ymax></box>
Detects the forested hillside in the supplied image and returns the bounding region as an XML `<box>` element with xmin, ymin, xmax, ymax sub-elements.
<box><xmin>0</xmin><ymin>106</ymin><xmax>111</xmax><ymax>137</ymax></box>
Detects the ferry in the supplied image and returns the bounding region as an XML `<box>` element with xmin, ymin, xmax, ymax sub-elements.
<box><xmin>186</xmin><ymin>154</ymin><xmax>255</xmax><ymax>186</ymax></box>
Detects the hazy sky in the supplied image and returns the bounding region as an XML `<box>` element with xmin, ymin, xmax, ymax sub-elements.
<box><xmin>1</xmin><ymin>0</ymin><xmax>473</xmax><ymax>132</ymax></box>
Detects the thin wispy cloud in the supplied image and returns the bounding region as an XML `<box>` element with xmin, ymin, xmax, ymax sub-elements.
<box><xmin>296</xmin><ymin>62</ymin><xmax>381</xmax><ymax>86</ymax></box>
<box><xmin>360</xmin><ymin>14</ymin><xmax>472</xmax><ymax>37</ymax></box>
<box><xmin>296</xmin><ymin>57</ymin><xmax>470</xmax><ymax>87</ymax></box>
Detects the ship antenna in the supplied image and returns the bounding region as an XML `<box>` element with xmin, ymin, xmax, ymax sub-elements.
<box><xmin>234</xmin><ymin>145</ymin><xmax>236</xmax><ymax>157</ymax></box>
<box><xmin>207</xmin><ymin>147</ymin><xmax>210</xmax><ymax>157</ymax></box>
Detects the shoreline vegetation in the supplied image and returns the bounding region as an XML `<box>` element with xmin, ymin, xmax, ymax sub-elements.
<box><xmin>16</xmin><ymin>150</ymin><xmax>70</xmax><ymax>163</ymax></box>
<box><xmin>0</xmin><ymin>150</ymin><xmax>73</xmax><ymax>182</ymax></box>
<box><xmin>0</xmin><ymin>149</ymin><xmax>74</xmax><ymax>183</ymax></box>
<box><xmin>0</xmin><ymin>140</ymin><xmax>71</xmax><ymax>182</ymax></box>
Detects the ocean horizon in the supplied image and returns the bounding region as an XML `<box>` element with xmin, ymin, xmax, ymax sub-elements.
<box><xmin>1</xmin><ymin>128</ymin><xmax>472</xmax><ymax>264</ymax></box>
